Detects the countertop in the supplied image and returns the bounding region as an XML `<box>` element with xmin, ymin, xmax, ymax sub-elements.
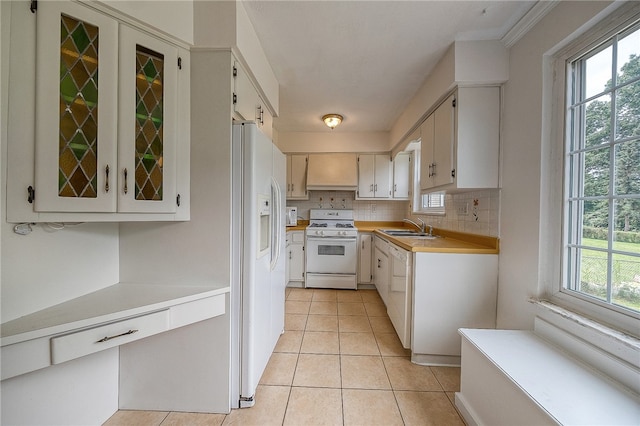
<box><xmin>1</xmin><ymin>282</ymin><xmax>230</xmax><ymax>345</ymax></box>
<box><xmin>288</xmin><ymin>220</ymin><xmax>498</xmax><ymax>254</ymax></box>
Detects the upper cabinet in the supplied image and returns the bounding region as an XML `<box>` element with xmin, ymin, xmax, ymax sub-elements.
<box><xmin>420</xmin><ymin>87</ymin><xmax>500</xmax><ymax>193</ymax></box>
<box><xmin>15</xmin><ymin>0</ymin><xmax>190</xmax><ymax>221</ymax></box>
<box><xmin>233</xmin><ymin>60</ymin><xmax>273</xmax><ymax>140</ymax></box>
<box><xmin>357</xmin><ymin>154</ymin><xmax>391</xmax><ymax>199</ymax></box>
<box><xmin>286</xmin><ymin>154</ymin><xmax>309</xmax><ymax>200</ymax></box>
<box><xmin>392</xmin><ymin>152</ymin><xmax>411</xmax><ymax>199</ymax></box>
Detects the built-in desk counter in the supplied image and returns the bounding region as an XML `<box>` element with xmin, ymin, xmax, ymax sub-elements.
<box><xmin>1</xmin><ymin>283</ymin><xmax>229</xmax><ymax>380</ymax></box>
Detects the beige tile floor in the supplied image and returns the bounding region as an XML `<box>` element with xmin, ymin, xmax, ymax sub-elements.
<box><xmin>104</xmin><ymin>288</ymin><xmax>465</xmax><ymax>426</ymax></box>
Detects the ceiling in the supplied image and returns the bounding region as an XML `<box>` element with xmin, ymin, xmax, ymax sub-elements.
<box><xmin>242</xmin><ymin>0</ymin><xmax>537</xmax><ymax>134</ymax></box>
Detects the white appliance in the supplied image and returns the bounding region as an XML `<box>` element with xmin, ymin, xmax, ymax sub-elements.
<box><xmin>231</xmin><ymin>122</ymin><xmax>286</xmax><ymax>409</ymax></box>
<box><xmin>388</xmin><ymin>244</ymin><xmax>412</xmax><ymax>349</ymax></box>
<box><xmin>286</xmin><ymin>207</ymin><xmax>298</xmax><ymax>226</ymax></box>
<box><xmin>305</xmin><ymin>209</ymin><xmax>358</xmax><ymax>289</ymax></box>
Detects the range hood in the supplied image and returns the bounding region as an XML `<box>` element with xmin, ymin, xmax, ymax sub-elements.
<box><xmin>306</xmin><ymin>153</ymin><xmax>358</xmax><ymax>191</ymax></box>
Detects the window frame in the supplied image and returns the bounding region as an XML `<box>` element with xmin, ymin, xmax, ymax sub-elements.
<box><xmin>546</xmin><ymin>3</ymin><xmax>640</xmax><ymax>336</ymax></box>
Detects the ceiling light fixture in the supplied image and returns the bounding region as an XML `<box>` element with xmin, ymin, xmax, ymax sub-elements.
<box><xmin>322</xmin><ymin>114</ymin><xmax>343</xmax><ymax>129</ymax></box>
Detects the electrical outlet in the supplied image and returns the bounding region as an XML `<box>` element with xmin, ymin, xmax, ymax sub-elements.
<box><xmin>457</xmin><ymin>203</ymin><xmax>469</xmax><ymax>216</ymax></box>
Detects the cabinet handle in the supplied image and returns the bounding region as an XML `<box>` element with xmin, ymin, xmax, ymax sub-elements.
<box><xmin>105</xmin><ymin>165</ymin><xmax>110</xmax><ymax>193</ymax></box>
<box><xmin>428</xmin><ymin>164</ymin><xmax>433</xmax><ymax>178</ymax></box>
<box><xmin>377</xmin><ymin>258</ymin><xmax>381</xmax><ymax>268</ymax></box>
<box><xmin>375</xmin><ymin>184</ymin><xmax>378</xmax><ymax>192</ymax></box>
<box><xmin>394</xmin><ymin>184</ymin><xmax>397</xmax><ymax>192</ymax></box>
<box><xmin>96</xmin><ymin>329</ymin><xmax>138</xmax><ymax>343</ymax></box>
<box><xmin>123</xmin><ymin>168</ymin><xmax>128</xmax><ymax>194</ymax></box>
<box><xmin>432</xmin><ymin>163</ymin><xmax>437</xmax><ymax>176</ymax></box>
<box><xmin>370</xmin><ymin>184</ymin><xmax>373</xmax><ymax>192</ymax></box>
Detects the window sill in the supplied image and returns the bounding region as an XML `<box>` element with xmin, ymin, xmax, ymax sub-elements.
<box><xmin>530</xmin><ymin>298</ymin><xmax>640</xmax><ymax>369</ymax></box>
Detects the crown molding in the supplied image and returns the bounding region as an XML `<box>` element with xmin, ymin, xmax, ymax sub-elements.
<box><xmin>502</xmin><ymin>1</ymin><xmax>560</xmax><ymax>48</ymax></box>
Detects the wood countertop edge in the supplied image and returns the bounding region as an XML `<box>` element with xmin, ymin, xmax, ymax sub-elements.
<box><xmin>287</xmin><ymin>220</ymin><xmax>499</xmax><ymax>254</ymax></box>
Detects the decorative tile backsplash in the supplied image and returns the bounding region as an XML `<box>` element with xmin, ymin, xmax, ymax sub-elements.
<box><xmin>412</xmin><ymin>189</ymin><xmax>501</xmax><ymax>237</ymax></box>
<box><xmin>287</xmin><ymin>189</ymin><xmax>500</xmax><ymax>237</ymax></box>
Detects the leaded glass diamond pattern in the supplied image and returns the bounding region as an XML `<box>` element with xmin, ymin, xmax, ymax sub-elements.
<box><xmin>58</xmin><ymin>14</ymin><xmax>99</xmax><ymax>198</ymax></box>
<box><xmin>134</xmin><ymin>45</ymin><xmax>164</xmax><ymax>201</ymax></box>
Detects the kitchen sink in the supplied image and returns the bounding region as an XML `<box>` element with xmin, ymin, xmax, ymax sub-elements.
<box><xmin>380</xmin><ymin>229</ymin><xmax>441</xmax><ymax>239</ymax></box>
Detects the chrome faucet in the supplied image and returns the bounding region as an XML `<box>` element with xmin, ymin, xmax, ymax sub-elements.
<box><xmin>403</xmin><ymin>218</ymin><xmax>426</xmax><ymax>233</ymax></box>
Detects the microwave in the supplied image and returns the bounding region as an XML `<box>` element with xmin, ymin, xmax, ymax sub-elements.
<box><xmin>286</xmin><ymin>207</ymin><xmax>297</xmax><ymax>226</ymax></box>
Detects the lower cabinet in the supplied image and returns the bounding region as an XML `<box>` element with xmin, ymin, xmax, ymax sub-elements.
<box><xmin>287</xmin><ymin>231</ymin><xmax>305</xmax><ymax>285</ymax></box>
<box><xmin>358</xmin><ymin>233</ymin><xmax>373</xmax><ymax>284</ymax></box>
<box><xmin>412</xmin><ymin>252</ymin><xmax>498</xmax><ymax>365</ymax></box>
<box><xmin>373</xmin><ymin>236</ymin><xmax>390</xmax><ymax>306</ymax></box>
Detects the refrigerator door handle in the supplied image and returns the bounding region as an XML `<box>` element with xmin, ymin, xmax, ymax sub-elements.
<box><xmin>270</xmin><ymin>176</ymin><xmax>282</xmax><ymax>271</ymax></box>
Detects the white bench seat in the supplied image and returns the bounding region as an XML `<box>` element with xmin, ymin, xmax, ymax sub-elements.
<box><xmin>456</xmin><ymin>328</ymin><xmax>640</xmax><ymax>426</ymax></box>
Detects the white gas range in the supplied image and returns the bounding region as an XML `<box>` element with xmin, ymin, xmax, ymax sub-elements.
<box><xmin>305</xmin><ymin>209</ymin><xmax>358</xmax><ymax>290</ymax></box>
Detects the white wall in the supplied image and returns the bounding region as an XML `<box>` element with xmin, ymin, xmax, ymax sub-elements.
<box><xmin>1</xmin><ymin>349</ymin><xmax>119</xmax><ymax>425</ymax></box>
<box><xmin>101</xmin><ymin>0</ymin><xmax>194</xmax><ymax>44</ymax></box>
<box><xmin>496</xmin><ymin>1</ymin><xmax>613</xmax><ymax>330</ymax></box>
<box><xmin>278</xmin><ymin>131</ymin><xmax>389</xmax><ymax>153</ymax></box>
<box><xmin>192</xmin><ymin>1</ymin><xmax>279</xmax><ymax>117</ymax></box>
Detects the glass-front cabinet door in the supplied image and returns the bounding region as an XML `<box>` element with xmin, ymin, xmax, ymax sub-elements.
<box><xmin>35</xmin><ymin>1</ymin><xmax>118</xmax><ymax>212</ymax></box>
<box><xmin>117</xmin><ymin>26</ymin><xmax>177</xmax><ymax>213</ymax></box>
<box><xmin>34</xmin><ymin>1</ymin><xmax>179</xmax><ymax>215</ymax></box>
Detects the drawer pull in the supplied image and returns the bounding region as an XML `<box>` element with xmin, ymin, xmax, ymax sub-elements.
<box><xmin>96</xmin><ymin>329</ymin><xmax>138</xmax><ymax>343</ymax></box>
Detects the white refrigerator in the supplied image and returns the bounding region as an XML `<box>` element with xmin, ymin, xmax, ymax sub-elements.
<box><xmin>231</xmin><ymin>122</ymin><xmax>286</xmax><ymax>408</ymax></box>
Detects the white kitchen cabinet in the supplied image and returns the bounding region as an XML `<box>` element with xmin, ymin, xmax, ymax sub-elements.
<box><xmin>287</xmin><ymin>231</ymin><xmax>305</xmax><ymax>284</ymax></box>
<box><xmin>392</xmin><ymin>152</ymin><xmax>411</xmax><ymax>199</ymax></box>
<box><xmin>420</xmin><ymin>87</ymin><xmax>500</xmax><ymax>192</ymax></box>
<box><xmin>357</xmin><ymin>154</ymin><xmax>391</xmax><ymax>199</ymax></box>
<box><xmin>286</xmin><ymin>154</ymin><xmax>309</xmax><ymax>200</ymax></box>
<box><xmin>233</xmin><ymin>59</ymin><xmax>273</xmax><ymax>139</ymax></box>
<box><xmin>373</xmin><ymin>236</ymin><xmax>390</xmax><ymax>305</ymax></box>
<box><xmin>411</xmin><ymin>252</ymin><xmax>498</xmax><ymax>366</ymax></box>
<box><xmin>30</xmin><ymin>1</ymin><xmax>189</xmax><ymax>218</ymax></box>
<box><xmin>358</xmin><ymin>233</ymin><xmax>373</xmax><ymax>284</ymax></box>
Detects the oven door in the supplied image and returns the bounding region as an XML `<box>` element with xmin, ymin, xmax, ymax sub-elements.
<box><xmin>305</xmin><ymin>236</ymin><xmax>357</xmax><ymax>274</ymax></box>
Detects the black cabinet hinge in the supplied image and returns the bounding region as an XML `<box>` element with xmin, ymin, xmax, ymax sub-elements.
<box><xmin>27</xmin><ymin>186</ymin><xmax>35</xmax><ymax>203</ymax></box>
<box><xmin>233</xmin><ymin>66</ymin><xmax>237</xmax><ymax>77</ymax></box>
<box><xmin>178</xmin><ymin>57</ymin><xmax>182</xmax><ymax>70</ymax></box>
<box><xmin>233</xmin><ymin>93</ymin><xmax>237</xmax><ymax>104</ymax></box>
<box><xmin>451</xmin><ymin>169</ymin><xmax>456</xmax><ymax>178</ymax></box>
<box><xmin>30</xmin><ymin>0</ymin><xmax>37</xmax><ymax>13</ymax></box>
<box><xmin>176</xmin><ymin>194</ymin><xmax>181</xmax><ymax>207</ymax></box>
<box><xmin>452</xmin><ymin>98</ymin><xmax>457</xmax><ymax>108</ymax></box>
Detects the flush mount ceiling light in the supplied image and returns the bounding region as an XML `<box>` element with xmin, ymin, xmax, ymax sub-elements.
<box><xmin>322</xmin><ymin>114</ymin><xmax>343</xmax><ymax>129</ymax></box>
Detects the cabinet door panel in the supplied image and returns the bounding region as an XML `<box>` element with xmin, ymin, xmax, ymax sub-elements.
<box><xmin>419</xmin><ymin>114</ymin><xmax>434</xmax><ymax>191</ymax></box>
<box><xmin>374</xmin><ymin>155</ymin><xmax>391</xmax><ymax>198</ymax></box>
<box><xmin>234</xmin><ymin>61</ymin><xmax>259</xmax><ymax>122</ymax></box>
<box><xmin>433</xmin><ymin>95</ymin><xmax>455</xmax><ymax>188</ymax></box>
<box><xmin>393</xmin><ymin>153</ymin><xmax>410</xmax><ymax>199</ymax></box>
<box><xmin>357</xmin><ymin>154</ymin><xmax>375</xmax><ymax>198</ymax></box>
<box><xmin>35</xmin><ymin>2</ymin><xmax>118</xmax><ymax>212</ymax></box>
<box><xmin>118</xmin><ymin>25</ymin><xmax>178</xmax><ymax>213</ymax></box>
<box><xmin>289</xmin><ymin>155</ymin><xmax>308</xmax><ymax>199</ymax></box>
<box><xmin>358</xmin><ymin>233</ymin><xmax>373</xmax><ymax>284</ymax></box>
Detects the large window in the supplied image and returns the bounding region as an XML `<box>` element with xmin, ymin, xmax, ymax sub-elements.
<box><xmin>563</xmin><ymin>19</ymin><xmax>640</xmax><ymax>315</ymax></box>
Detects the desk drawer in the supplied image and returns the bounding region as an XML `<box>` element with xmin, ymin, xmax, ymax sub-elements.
<box><xmin>51</xmin><ymin>310</ymin><xmax>169</xmax><ymax>364</ymax></box>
